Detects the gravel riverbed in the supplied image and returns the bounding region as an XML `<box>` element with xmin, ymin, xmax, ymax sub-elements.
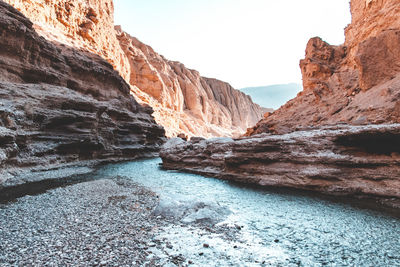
<box><xmin>0</xmin><ymin>178</ymin><xmax>167</xmax><ymax>266</ymax></box>
<box><xmin>0</xmin><ymin>177</ymin><xmax>242</xmax><ymax>266</ymax></box>
<box><xmin>2</xmin><ymin>166</ymin><xmax>399</xmax><ymax>266</ymax></box>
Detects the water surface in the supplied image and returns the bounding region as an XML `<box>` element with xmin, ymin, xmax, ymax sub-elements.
<box><xmin>94</xmin><ymin>158</ymin><xmax>400</xmax><ymax>266</ymax></box>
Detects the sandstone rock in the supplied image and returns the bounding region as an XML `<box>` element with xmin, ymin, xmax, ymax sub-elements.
<box><xmin>299</xmin><ymin>37</ymin><xmax>346</xmax><ymax>96</ymax></box>
<box><xmin>3</xmin><ymin>0</ymin><xmax>131</xmax><ymax>80</ymax></box>
<box><xmin>355</xmin><ymin>30</ymin><xmax>400</xmax><ymax>90</ymax></box>
<box><xmin>115</xmin><ymin>28</ymin><xmax>265</xmax><ymax>138</ymax></box>
<box><xmin>5</xmin><ymin>0</ymin><xmax>265</xmax><ymax>138</ymax></box>
<box><xmin>247</xmin><ymin>0</ymin><xmax>400</xmax><ymax>135</ymax></box>
<box><xmin>345</xmin><ymin>0</ymin><xmax>400</xmax><ymax>65</ymax></box>
<box><xmin>0</xmin><ymin>2</ymin><xmax>165</xmax><ymax>186</ymax></box>
<box><xmin>161</xmin><ymin>124</ymin><xmax>400</xmax><ymax>209</ymax></box>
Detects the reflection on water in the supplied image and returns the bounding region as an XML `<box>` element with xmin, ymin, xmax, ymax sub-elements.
<box><xmin>95</xmin><ymin>158</ymin><xmax>400</xmax><ymax>266</ymax></box>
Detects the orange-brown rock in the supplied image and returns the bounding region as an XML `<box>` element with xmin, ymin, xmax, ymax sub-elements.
<box><xmin>3</xmin><ymin>0</ymin><xmax>131</xmax><ymax>80</ymax></box>
<box><xmin>345</xmin><ymin>0</ymin><xmax>400</xmax><ymax>66</ymax></box>
<box><xmin>115</xmin><ymin>28</ymin><xmax>264</xmax><ymax>137</ymax></box>
<box><xmin>247</xmin><ymin>0</ymin><xmax>400</xmax><ymax>136</ymax></box>
<box><xmin>0</xmin><ymin>2</ymin><xmax>165</xmax><ymax>187</ymax></box>
<box><xmin>160</xmin><ymin>0</ymin><xmax>400</xmax><ymax>210</ymax></box>
<box><xmin>5</xmin><ymin>0</ymin><xmax>264</xmax><ymax>138</ymax></box>
<box><xmin>299</xmin><ymin>37</ymin><xmax>346</xmax><ymax>97</ymax></box>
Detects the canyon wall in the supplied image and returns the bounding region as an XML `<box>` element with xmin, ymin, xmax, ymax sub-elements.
<box><xmin>3</xmin><ymin>0</ymin><xmax>131</xmax><ymax>79</ymax></box>
<box><xmin>246</xmin><ymin>0</ymin><xmax>400</xmax><ymax>135</ymax></box>
<box><xmin>161</xmin><ymin>124</ymin><xmax>400</xmax><ymax>210</ymax></box>
<box><xmin>160</xmin><ymin>0</ymin><xmax>400</xmax><ymax>209</ymax></box>
<box><xmin>115</xmin><ymin>28</ymin><xmax>265</xmax><ymax>137</ymax></box>
<box><xmin>4</xmin><ymin>0</ymin><xmax>264</xmax><ymax>138</ymax></box>
<box><xmin>0</xmin><ymin>2</ymin><xmax>165</xmax><ymax>186</ymax></box>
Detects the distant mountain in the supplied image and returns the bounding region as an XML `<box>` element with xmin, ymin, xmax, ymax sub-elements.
<box><xmin>240</xmin><ymin>83</ymin><xmax>302</xmax><ymax>110</ymax></box>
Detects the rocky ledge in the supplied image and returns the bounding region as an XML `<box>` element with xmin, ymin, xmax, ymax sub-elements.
<box><xmin>161</xmin><ymin>124</ymin><xmax>400</xmax><ymax>209</ymax></box>
<box><xmin>0</xmin><ymin>2</ymin><xmax>165</xmax><ymax>187</ymax></box>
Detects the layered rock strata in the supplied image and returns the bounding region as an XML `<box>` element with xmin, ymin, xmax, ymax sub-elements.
<box><xmin>5</xmin><ymin>0</ymin><xmax>265</xmax><ymax>138</ymax></box>
<box><xmin>0</xmin><ymin>2</ymin><xmax>165</xmax><ymax>187</ymax></box>
<box><xmin>160</xmin><ymin>0</ymin><xmax>400</xmax><ymax>210</ymax></box>
<box><xmin>3</xmin><ymin>0</ymin><xmax>131</xmax><ymax>79</ymax></box>
<box><xmin>247</xmin><ymin>0</ymin><xmax>400</xmax><ymax>136</ymax></box>
<box><xmin>116</xmin><ymin>28</ymin><xmax>264</xmax><ymax>138</ymax></box>
<box><xmin>161</xmin><ymin>124</ymin><xmax>400</xmax><ymax>209</ymax></box>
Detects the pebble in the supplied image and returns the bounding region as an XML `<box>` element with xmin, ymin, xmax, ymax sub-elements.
<box><xmin>0</xmin><ymin>178</ymin><xmax>165</xmax><ymax>266</ymax></box>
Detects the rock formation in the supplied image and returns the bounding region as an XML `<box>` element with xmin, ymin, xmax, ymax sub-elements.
<box><xmin>0</xmin><ymin>2</ymin><xmax>165</xmax><ymax>187</ymax></box>
<box><xmin>160</xmin><ymin>0</ymin><xmax>400</xmax><ymax>210</ymax></box>
<box><xmin>246</xmin><ymin>0</ymin><xmax>400</xmax><ymax>136</ymax></box>
<box><xmin>161</xmin><ymin>124</ymin><xmax>400</xmax><ymax>209</ymax></box>
<box><xmin>4</xmin><ymin>0</ymin><xmax>265</xmax><ymax>138</ymax></box>
<box><xmin>115</xmin><ymin>28</ymin><xmax>265</xmax><ymax>137</ymax></box>
<box><xmin>2</xmin><ymin>0</ymin><xmax>131</xmax><ymax>79</ymax></box>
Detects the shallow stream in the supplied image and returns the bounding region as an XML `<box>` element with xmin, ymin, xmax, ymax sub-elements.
<box><xmin>94</xmin><ymin>158</ymin><xmax>400</xmax><ymax>266</ymax></box>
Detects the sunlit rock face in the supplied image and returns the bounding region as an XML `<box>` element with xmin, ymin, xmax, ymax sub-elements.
<box><xmin>346</xmin><ymin>0</ymin><xmax>400</xmax><ymax>65</ymax></box>
<box><xmin>246</xmin><ymin>0</ymin><xmax>400</xmax><ymax>136</ymax></box>
<box><xmin>0</xmin><ymin>2</ymin><xmax>165</xmax><ymax>185</ymax></box>
<box><xmin>5</xmin><ymin>0</ymin><xmax>265</xmax><ymax>138</ymax></box>
<box><xmin>159</xmin><ymin>0</ymin><xmax>400</xmax><ymax>209</ymax></box>
<box><xmin>3</xmin><ymin>0</ymin><xmax>131</xmax><ymax>80</ymax></box>
<box><xmin>115</xmin><ymin>29</ymin><xmax>265</xmax><ymax>137</ymax></box>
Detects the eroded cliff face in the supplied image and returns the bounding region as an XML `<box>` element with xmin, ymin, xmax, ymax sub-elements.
<box><xmin>115</xmin><ymin>29</ymin><xmax>264</xmax><ymax>137</ymax></box>
<box><xmin>0</xmin><ymin>2</ymin><xmax>165</xmax><ymax>186</ymax></box>
<box><xmin>160</xmin><ymin>0</ymin><xmax>400</xmax><ymax>209</ymax></box>
<box><xmin>161</xmin><ymin>124</ymin><xmax>400</xmax><ymax>210</ymax></box>
<box><xmin>247</xmin><ymin>0</ymin><xmax>400</xmax><ymax>136</ymax></box>
<box><xmin>3</xmin><ymin>0</ymin><xmax>131</xmax><ymax>79</ymax></box>
<box><xmin>5</xmin><ymin>0</ymin><xmax>264</xmax><ymax>138</ymax></box>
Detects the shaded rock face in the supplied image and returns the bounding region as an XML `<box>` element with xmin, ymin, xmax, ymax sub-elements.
<box><xmin>5</xmin><ymin>0</ymin><xmax>264</xmax><ymax>138</ymax></box>
<box><xmin>0</xmin><ymin>2</ymin><xmax>165</xmax><ymax>185</ymax></box>
<box><xmin>161</xmin><ymin>124</ymin><xmax>400</xmax><ymax>209</ymax></box>
<box><xmin>247</xmin><ymin>0</ymin><xmax>400</xmax><ymax>136</ymax></box>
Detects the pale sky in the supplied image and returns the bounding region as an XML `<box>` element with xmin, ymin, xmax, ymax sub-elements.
<box><xmin>114</xmin><ymin>0</ymin><xmax>351</xmax><ymax>88</ymax></box>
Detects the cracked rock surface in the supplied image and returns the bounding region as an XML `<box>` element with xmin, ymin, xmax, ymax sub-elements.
<box><xmin>161</xmin><ymin>124</ymin><xmax>400</xmax><ymax>210</ymax></box>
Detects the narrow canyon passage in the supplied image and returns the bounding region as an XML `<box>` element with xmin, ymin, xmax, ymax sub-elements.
<box><xmin>0</xmin><ymin>0</ymin><xmax>400</xmax><ymax>266</ymax></box>
<box><xmin>1</xmin><ymin>159</ymin><xmax>399</xmax><ymax>266</ymax></box>
<box><xmin>16</xmin><ymin>158</ymin><xmax>400</xmax><ymax>266</ymax></box>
